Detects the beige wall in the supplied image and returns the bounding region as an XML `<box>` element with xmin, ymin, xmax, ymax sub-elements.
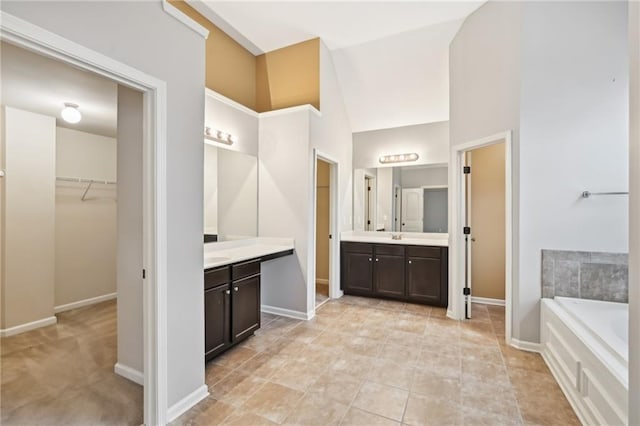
<box><xmin>256</xmin><ymin>38</ymin><xmax>320</xmax><ymax>112</ymax></box>
<box><xmin>1</xmin><ymin>107</ymin><xmax>56</xmax><ymax>329</ymax></box>
<box><xmin>55</xmin><ymin>127</ymin><xmax>116</xmax><ymax>307</ymax></box>
<box><xmin>169</xmin><ymin>0</ymin><xmax>257</xmax><ymax>110</ymax></box>
<box><xmin>315</xmin><ymin>160</ymin><xmax>330</xmax><ymax>281</ymax></box>
<box><xmin>469</xmin><ymin>142</ymin><xmax>506</xmax><ymax>300</ymax></box>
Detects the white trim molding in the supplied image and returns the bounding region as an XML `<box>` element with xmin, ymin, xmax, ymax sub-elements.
<box><xmin>510</xmin><ymin>338</ymin><xmax>542</xmax><ymax>353</ymax></box>
<box><xmin>205</xmin><ymin>88</ymin><xmax>259</xmax><ymax>118</ymax></box>
<box><xmin>161</xmin><ymin>0</ymin><xmax>209</xmax><ymax>39</ymax></box>
<box><xmin>260</xmin><ymin>104</ymin><xmax>322</xmax><ymax>119</ymax></box>
<box><xmin>167</xmin><ymin>385</ymin><xmax>209</xmax><ymax>423</ymax></box>
<box><xmin>0</xmin><ymin>316</ymin><xmax>57</xmax><ymax>337</ymax></box>
<box><xmin>114</xmin><ymin>362</ymin><xmax>144</xmax><ymax>386</ymax></box>
<box><xmin>261</xmin><ymin>305</ymin><xmax>314</xmax><ymax>321</ymax></box>
<box><xmin>54</xmin><ymin>293</ymin><xmax>117</xmax><ymax>314</ymax></box>
<box><xmin>471</xmin><ymin>296</ymin><xmax>505</xmax><ymax>307</ymax></box>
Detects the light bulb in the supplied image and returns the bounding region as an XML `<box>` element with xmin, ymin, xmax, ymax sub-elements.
<box><xmin>61</xmin><ymin>103</ymin><xmax>81</xmax><ymax>124</ymax></box>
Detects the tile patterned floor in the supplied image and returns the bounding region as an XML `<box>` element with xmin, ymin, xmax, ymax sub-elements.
<box><xmin>174</xmin><ymin>297</ymin><xmax>580</xmax><ymax>426</ymax></box>
<box><xmin>0</xmin><ymin>300</ymin><xmax>143</xmax><ymax>425</ymax></box>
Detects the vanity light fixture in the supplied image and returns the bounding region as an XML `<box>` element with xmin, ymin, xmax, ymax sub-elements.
<box><xmin>204</xmin><ymin>126</ymin><xmax>235</xmax><ymax>145</ymax></box>
<box><xmin>379</xmin><ymin>152</ymin><xmax>419</xmax><ymax>164</ymax></box>
<box><xmin>61</xmin><ymin>103</ymin><xmax>82</xmax><ymax>124</ymax></box>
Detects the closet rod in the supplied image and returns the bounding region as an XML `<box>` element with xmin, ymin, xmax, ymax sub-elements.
<box><xmin>56</xmin><ymin>176</ymin><xmax>117</xmax><ymax>185</ymax></box>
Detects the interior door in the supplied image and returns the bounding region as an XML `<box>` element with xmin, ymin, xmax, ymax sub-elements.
<box><xmin>401</xmin><ymin>188</ymin><xmax>423</xmax><ymax>232</ymax></box>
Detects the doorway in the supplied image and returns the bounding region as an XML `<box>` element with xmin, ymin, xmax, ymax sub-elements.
<box><xmin>450</xmin><ymin>131</ymin><xmax>513</xmax><ymax>345</ymax></box>
<box><xmin>1</xmin><ymin>15</ymin><xmax>168</xmax><ymax>424</ymax></box>
<box><xmin>315</xmin><ymin>159</ymin><xmax>331</xmax><ymax>307</ymax></box>
<box><xmin>364</xmin><ymin>174</ymin><xmax>376</xmax><ymax>231</ymax></box>
<box><xmin>312</xmin><ymin>149</ymin><xmax>340</xmax><ymax>313</ymax></box>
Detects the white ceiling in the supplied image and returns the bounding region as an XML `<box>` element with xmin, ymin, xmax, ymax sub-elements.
<box><xmin>197</xmin><ymin>1</ymin><xmax>483</xmax><ymax>132</ymax></box>
<box><xmin>1</xmin><ymin>42</ymin><xmax>118</xmax><ymax>138</ymax></box>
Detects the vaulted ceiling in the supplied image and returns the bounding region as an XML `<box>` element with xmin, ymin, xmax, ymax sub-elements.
<box><xmin>195</xmin><ymin>1</ymin><xmax>484</xmax><ymax>132</ymax></box>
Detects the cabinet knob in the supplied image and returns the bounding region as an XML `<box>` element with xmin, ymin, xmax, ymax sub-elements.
<box><xmin>408</xmin><ymin>260</ymin><xmax>412</xmax><ymax>264</ymax></box>
<box><xmin>225</xmin><ymin>290</ymin><xmax>230</xmax><ymax>295</ymax></box>
<box><xmin>375</xmin><ymin>258</ymin><xmax>379</xmax><ymax>262</ymax></box>
<box><xmin>234</xmin><ymin>287</ymin><xmax>239</xmax><ymax>292</ymax></box>
<box><xmin>369</xmin><ymin>258</ymin><xmax>372</xmax><ymax>262</ymax></box>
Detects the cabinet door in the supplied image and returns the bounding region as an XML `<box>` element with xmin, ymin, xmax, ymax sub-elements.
<box><xmin>342</xmin><ymin>251</ymin><xmax>374</xmax><ymax>294</ymax></box>
<box><xmin>205</xmin><ymin>284</ymin><xmax>230</xmax><ymax>361</ymax></box>
<box><xmin>407</xmin><ymin>256</ymin><xmax>441</xmax><ymax>305</ymax></box>
<box><xmin>231</xmin><ymin>274</ymin><xmax>261</xmax><ymax>342</ymax></box>
<box><xmin>374</xmin><ymin>254</ymin><xmax>406</xmax><ymax>298</ymax></box>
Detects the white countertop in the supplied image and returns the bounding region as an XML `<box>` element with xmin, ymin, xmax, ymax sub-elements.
<box><xmin>340</xmin><ymin>231</ymin><xmax>449</xmax><ymax>247</ymax></box>
<box><xmin>204</xmin><ymin>237</ymin><xmax>294</xmax><ymax>269</ymax></box>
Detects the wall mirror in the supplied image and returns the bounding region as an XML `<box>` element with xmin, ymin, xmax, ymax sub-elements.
<box><xmin>353</xmin><ymin>164</ymin><xmax>448</xmax><ymax>233</ymax></box>
<box><xmin>204</xmin><ymin>144</ymin><xmax>258</xmax><ymax>243</ymax></box>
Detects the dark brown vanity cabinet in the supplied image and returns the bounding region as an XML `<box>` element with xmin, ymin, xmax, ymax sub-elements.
<box><xmin>373</xmin><ymin>245</ymin><xmax>406</xmax><ymax>298</ymax></box>
<box><xmin>406</xmin><ymin>246</ymin><xmax>447</xmax><ymax>305</ymax></box>
<box><xmin>341</xmin><ymin>242</ymin><xmax>448</xmax><ymax>307</ymax></box>
<box><xmin>204</xmin><ymin>259</ymin><xmax>261</xmax><ymax>362</ymax></box>
<box><xmin>341</xmin><ymin>243</ymin><xmax>374</xmax><ymax>294</ymax></box>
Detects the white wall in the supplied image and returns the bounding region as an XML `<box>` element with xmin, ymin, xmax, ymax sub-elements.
<box><xmin>55</xmin><ymin>127</ymin><xmax>117</xmax><ymax>307</ymax></box>
<box><xmin>628</xmin><ymin>2</ymin><xmax>639</xmax><ymax>424</ymax></box>
<box><xmin>450</xmin><ymin>1</ymin><xmax>629</xmax><ymax>343</ymax></box>
<box><xmin>1</xmin><ymin>107</ymin><xmax>56</xmax><ymax>329</ymax></box>
<box><xmin>518</xmin><ymin>1</ymin><xmax>628</xmax><ymax>342</ymax></box>
<box><xmin>1</xmin><ymin>1</ymin><xmax>208</xmax><ymax>407</ymax></box>
<box><xmin>259</xmin><ymin>41</ymin><xmax>353</xmax><ymax>316</ymax></box>
<box><xmin>400</xmin><ymin>165</ymin><xmax>448</xmax><ymax>188</ymax></box>
<box><xmin>205</xmin><ymin>92</ymin><xmax>258</xmax><ymax>157</ymax></box>
<box><xmin>353</xmin><ymin>121</ymin><xmax>449</xmax><ymax>169</ymax></box>
<box><xmin>217</xmin><ymin>148</ymin><xmax>257</xmax><ymax>241</ymax></box>
<box><xmin>259</xmin><ymin>109</ymin><xmax>311</xmax><ymax>314</ymax></box>
<box><xmin>449</xmin><ymin>1</ymin><xmax>523</xmax><ymax>336</ymax></box>
<box><xmin>203</xmin><ymin>144</ymin><xmax>218</xmax><ymax>235</ymax></box>
<box><xmin>116</xmin><ymin>85</ymin><xmax>144</xmax><ymax>376</ymax></box>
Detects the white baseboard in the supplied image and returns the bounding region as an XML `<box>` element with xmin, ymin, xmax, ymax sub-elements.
<box><xmin>471</xmin><ymin>296</ymin><xmax>505</xmax><ymax>306</ymax></box>
<box><xmin>510</xmin><ymin>338</ymin><xmax>542</xmax><ymax>353</ymax></box>
<box><xmin>261</xmin><ymin>304</ymin><xmax>313</xmax><ymax>320</ymax></box>
<box><xmin>316</xmin><ymin>278</ymin><xmax>329</xmax><ymax>285</ymax></box>
<box><xmin>167</xmin><ymin>385</ymin><xmax>209</xmax><ymax>422</ymax></box>
<box><xmin>0</xmin><ymin>316</ymin><xmax>57</xmax><ymax>337</ymax></box>
<box><xmin>114</xmin><ymin>362</ymin><xmax>144</xmax><ymax>386</ymax></box>
<box><xmin>54</xmin><ymin>292</ymin><xmax>117</xmax><ymax>314</ymax></box>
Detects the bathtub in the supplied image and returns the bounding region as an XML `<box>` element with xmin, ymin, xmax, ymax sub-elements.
<box><xmin>541</xmin><ymin>297</ymin><xmax>628</xmax><ymax>425</ymax></box>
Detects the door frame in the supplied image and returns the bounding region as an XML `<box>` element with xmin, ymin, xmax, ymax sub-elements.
<box><xmin>449</xmin><ymin>131</ymin><xmax>513</xmax><ymax>346</ymax></box>
<box><xmin>1</xmin><ymin>12</ymin><xmax>168</xmax><ymax>424</ymax></box>
<box><xmin>311</xmin><ymin>149</ymin><xmax>341</xmax><ymax>314</ymax></box>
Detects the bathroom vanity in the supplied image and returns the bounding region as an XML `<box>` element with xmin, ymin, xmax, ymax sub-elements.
<box><xmin>340</xmin><ymin>233</ymin><xmax>448</xmax><ymax>307</ymax></box>
<box><xmin>203</xmin><ymin>238</ymin><xmax>294</xmax><ymax>361</ymax></box>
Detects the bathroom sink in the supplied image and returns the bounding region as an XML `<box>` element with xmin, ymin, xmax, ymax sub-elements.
<box><xmin>204</xmin><ymin>256</ymin><xmax>231</xmax><ymax>263</ymax></box>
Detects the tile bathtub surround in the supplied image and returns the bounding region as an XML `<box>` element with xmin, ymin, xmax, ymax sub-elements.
<box><xmin>541</xmin><ymin>249</ymin><xmax>629</xmax><ymax>302</ymax></box>
<box><xmin>173</xmin><ymin>299</ymin><xmax>579</xmax><ymax>426</ymax></box>
<box><xmin>0</xmin><ymin>300</ymin><xmax>143</xmax><ymax>425</ymax></box>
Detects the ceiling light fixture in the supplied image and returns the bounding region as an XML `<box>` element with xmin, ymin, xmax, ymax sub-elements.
<box><xmin>61</xmin><ymin>102</ymin><xmax>82</xmax><ymax>124</ymax></box>
<box><xmin>379</xmin><ymin>152</ymin><xmax>419</xmax><ymax>164</ymax></box>
<box><xmin>204</xmin><ymin>126</ymin><xmax>235</xmax><ymax>146</ymax></box>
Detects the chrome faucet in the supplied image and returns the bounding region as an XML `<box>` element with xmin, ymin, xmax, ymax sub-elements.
<box><xmin>391</xmin><ymin>233</ymin><xmax>403</xmax><ymax>240</ymax></box>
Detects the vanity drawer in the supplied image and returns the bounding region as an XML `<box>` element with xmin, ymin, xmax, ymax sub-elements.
<box><xmin>232</xmin><ymin>259</ymin><xmax>261</xmax><ymax>281</ymax></box>
<box><xmin>407</xmin><ymin>246</ymin><xmax>441</xmax><ymax>259</ymax></box>
<box><xmin>375</xmin><ymin>244</ymin><xmax>405</xmax><ymax>256</ymax></box>
<box><xmin>341</xmin><ymin>242</ymin><xmax>374</xmax><ymax>254</ymax></box>
<box><xmin>205</xmin><ymin>266</ymin><xmax>231</xmax><ymax>290</ymax></box>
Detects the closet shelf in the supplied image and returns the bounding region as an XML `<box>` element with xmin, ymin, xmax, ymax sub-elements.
<box><xmin>56</xmin><ymin>176</ymin><xmax>117</xmax><ymax>201</ymax></box>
